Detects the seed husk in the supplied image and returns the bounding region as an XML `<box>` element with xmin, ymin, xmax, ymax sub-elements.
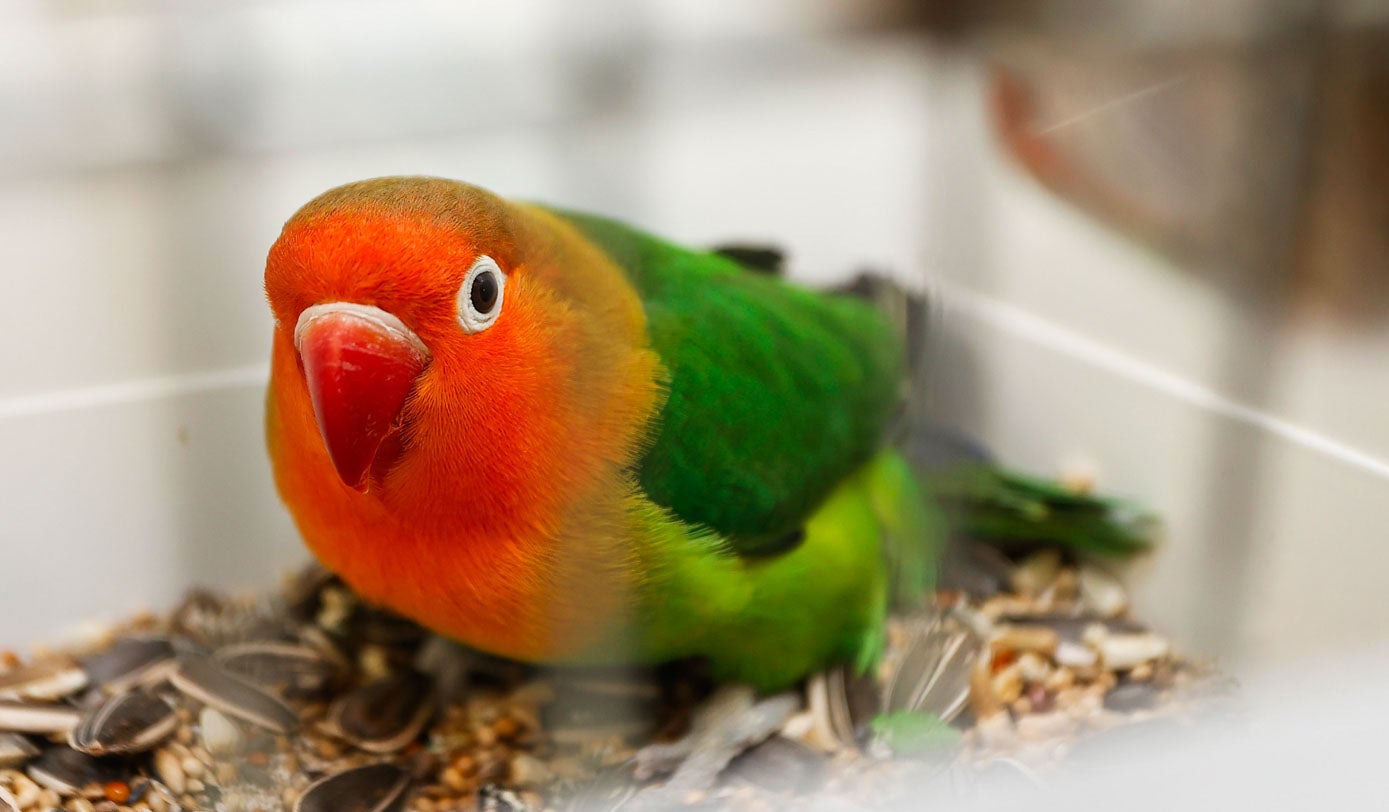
<box><xmin>298</xmin><ymin>626</ymin><xmax>355</xmax><ymax>674</ymax></box>
<box><xmin>68</xmin><ymin>689</ymin><xmax>178</xmax><ymax>756</ymax></box>
<box><xmin>153</xmin><ymin>747</ymin><xmax>185</xmax><ymax>794</ymax></box>
<box><xmin>293</xmin><ymin>763</ymin><xmax>411</xmax><ymax>812</ymax></box>
<box><xmin>561</xmin><ymin>766</ymin><xmax>640</xmax><ymax>812</ymax></box>
<box><xmin>806</xmin><ymin>665</ymin><xmax>878</xmax><ymax>748</ymax></box>
<box><xmin>356</xmin><ymin>609</ymin><xmax>428</xmax><ymax>650</ymax></box>
<box><xmin>478</xmin><ymin>783</ymin><xmax>535</xmax><ymax>812</ymax></box>
<box><xmin>169</xmin><ymin>654</ymin><xmax>297</xmax><ymax>733</ymax></box>
<box><xmin>998</xmin><ymin>612</ymin><xmax>1146</xmax><ymax>644</ymax></box>
<box><xmin>198</xmin><ymin>706</ymin><xmax>245</xmax><ymax>757</ymax></box>
<box><xmin>1079</xmin><ymin>564</ymin><xmax>1129</xmax><ymax>617</ymax></box>
<box><xmin>26</xmin><ymin>746</ymin><xmax>124</xmax><ymax>796</ymax></box>
<box><xmin>0</xmin><ymin>658</ymin><xmax>88</xmax><ymax>702</ymax></box>
<box><xmin>1097</xmin><ymin>632</ymin><xmax>1171</xmax><ymax>670</ymax></box>
<box><xmin>723</xmin><ymin>735</ymin><xmax>828</xmax><ymax>795</ymax></box>
<box><xmin>968</xmin><ymin>651</ymin><xmax>1004</xmax><ymax>720</ymax></box>
<box><xmin>79</xmin><ymin>638</ymin><xmax>176</xmax><ymax>695</ymax></box>
<box><xmin>324</xmin><ymin>669</ymin><xmax>434</xmax><ymax>754</ymax></box>
<box><xmin>173</xmin><ymin>589</ymin><xmax>285</xmax><ymax>648</ymax></box>
<box><xmin>0</xmin><ymin>701</ymin><xmax>82</xmax><ymax>735</ymax></box>
<box><xmin>215</xmin><ymin>641</ymin><xmax>343</xmax><ymax>696</ymax></box>
<box><xmin>0</xmin><ymin>732</ymin><xmax>41</xmax><ymax>767</ymax></box>
<box><xmin>991</xmin><ymin>624</ymin><xmax>1061</xmax><ymax>657</ymax></box>
<box><xmin>883</xmin><ymin>616</ymin><xmax>978</xmax><ymax>723</ymax></box>
<box><xmin>283</xmin><ymin>563</ymin><xmax>338</xmax><ymax>620</ymax></box>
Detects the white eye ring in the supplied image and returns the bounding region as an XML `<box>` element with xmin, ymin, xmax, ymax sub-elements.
<box><xmin>457</xmin><ymin>255</ymin><xmax>506</xmax><ymax>334</ymax></box>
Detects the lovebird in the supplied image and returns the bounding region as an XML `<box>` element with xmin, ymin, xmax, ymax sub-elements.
<box><xmin>264</xmin><ymin>177</ymin><xmax>1148</xmax><ymax>692</ymax></box>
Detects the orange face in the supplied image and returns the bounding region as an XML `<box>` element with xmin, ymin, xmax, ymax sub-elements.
<box><xmin>263</xmin><ymin>177</ymin><xmax>662</xmax><ymax>658</ymax></box>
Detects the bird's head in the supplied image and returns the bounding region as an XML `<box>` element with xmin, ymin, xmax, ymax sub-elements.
<box><xmin>264</xmin><ymin>177</ymin><xmax>660</xmax><ymax>526</ymax></box>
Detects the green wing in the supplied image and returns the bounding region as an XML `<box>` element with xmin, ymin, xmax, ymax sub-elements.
<box><xmin>549</xmin><ymin>209</ymin><xmax>904</xmax><ymax>553</ymax></box>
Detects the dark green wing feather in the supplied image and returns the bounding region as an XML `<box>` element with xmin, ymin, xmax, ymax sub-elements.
<box><xmin>549</xmin><ymin>209</ymin><xmax>904</xmax><ymax>553</ymax></box>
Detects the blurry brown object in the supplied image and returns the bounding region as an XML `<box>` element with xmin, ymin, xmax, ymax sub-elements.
<box><xmin>1294</xmin><ymin>30</ymin><xmax>1389</xmax><ymax>320</ymax></box>
<box><xmin>915</xmin><ymin>1</ymin><xmax>1389</xmax><ymax>321</ymax></box>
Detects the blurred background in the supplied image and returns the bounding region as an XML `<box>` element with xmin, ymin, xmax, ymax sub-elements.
<box><xmin>2</xmin><ymin>0</ymin><xmax>1387</xmax><ymax>729</ymax></box>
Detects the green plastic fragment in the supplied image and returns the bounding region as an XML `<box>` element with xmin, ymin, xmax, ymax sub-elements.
<box><xmin>870</xmin><ymin>711</ymin><xmax>962</xmax><ymax>755</ymax></box>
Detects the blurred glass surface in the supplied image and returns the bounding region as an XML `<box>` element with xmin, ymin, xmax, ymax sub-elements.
<box><xmin>0</xmin><ymin>0</ymin><xmax>1386</xmax><ymax>762</ymax></box>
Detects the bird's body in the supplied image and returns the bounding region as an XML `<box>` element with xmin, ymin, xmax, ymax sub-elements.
<box><xmin>265</xmin><ymin>177</ymin><xmax>1149</xmax><ymax>692</ymax></box>
<box><xmin>265</xmin><ymin>177</ymin><xmax>933</xmax><ymax>690</ymax></box>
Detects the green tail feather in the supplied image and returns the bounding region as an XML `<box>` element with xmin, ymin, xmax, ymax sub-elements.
<box><xmin>924</xmin><ymin>463</ymin><xmax>1157</xmax><ymax>559</ymax></box>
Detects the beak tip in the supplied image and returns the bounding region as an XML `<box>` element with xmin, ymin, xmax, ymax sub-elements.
<box><xmin>325</xmin><ymin>448</ymin><xmax>373</xmax><ymax>493</ymax></box>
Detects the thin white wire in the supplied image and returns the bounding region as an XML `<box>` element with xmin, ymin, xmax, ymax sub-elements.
<box><xmin>941</xmin><ymin>283</ymin><xmax>1389</xmax><ymax>482</ymax></box>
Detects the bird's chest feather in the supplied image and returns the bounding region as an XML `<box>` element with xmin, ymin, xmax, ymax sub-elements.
<box><xmin>268</xmin><ymin>342</ymin><xmax>639</xmax><ymax>662</ymax></box>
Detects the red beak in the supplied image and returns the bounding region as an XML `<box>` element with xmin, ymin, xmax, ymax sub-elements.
<box><xmin>294</xmin><ymin>303</ymin><xmax>430</xmax><ymax>492</ymax></box>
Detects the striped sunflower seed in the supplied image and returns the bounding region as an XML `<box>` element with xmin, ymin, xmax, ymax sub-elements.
<box><xmin>79</xmin><ymin>637</ymin><xmax>176</xmax><ymax>694</ymax></box>
<box><xmin>293</xmin><ymin>763</ymin><xmax>411</xmax><ymax>812</ymax></box>
<box><xmin>170</xmin><ymin>654</ymin><xmax>297</xmax><ymax>733</ymax></box>
<box><xmin>26</xmin><ymin>746</ymin><xmax>125</xmax><ymax>796</ymax></box>
<box><xmin>323</xmin><ymin>669</ymin><xmax>434</xmax><ymax>754</ymax></box>
<box><xmin>215</xmin><ymin>640</ymin><xmax>343</xmax><ymax>696</ymax></box>
<box><xmin>68</xmin><ymin>688</ymin><xmax>178</xmax><ymax>756</ymax></box>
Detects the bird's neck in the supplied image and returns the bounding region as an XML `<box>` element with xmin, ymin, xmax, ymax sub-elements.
<box><xmin>610</xmin><ymin>499</ymin><xmax>753</xmax><ymax>665</ymax></box>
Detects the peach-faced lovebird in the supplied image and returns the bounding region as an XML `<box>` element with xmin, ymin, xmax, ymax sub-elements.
<box><xmin>264</xmin><ymin>177</ymin><xmax>1147</xmax><ymax>691</ymax></box>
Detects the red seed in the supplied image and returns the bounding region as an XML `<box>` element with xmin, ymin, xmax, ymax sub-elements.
<box><xmin>104</xmin><ymin>781</ymin><xmax>131</xmax><ymax>803</ymax></box>
<box><xmin>991</xmin><ymin>648</ymin><xmax>1017</xmax><ymax>673</ymax></box>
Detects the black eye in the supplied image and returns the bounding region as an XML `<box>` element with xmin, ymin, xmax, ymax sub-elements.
<box><xmin>457</xmin><ymin>255</ymin><xmax>506</xmax><ymax>333</ymax></box>
<box><xmin>470</xmin><ymin>270</ymin><xmax>499</xmax><ymax>314</ymax></box>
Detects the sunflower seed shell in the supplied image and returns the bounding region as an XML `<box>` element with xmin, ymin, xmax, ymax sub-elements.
<box><xmin>215</xmin><ymin>641</ymin><xmax>343</xmax><ymax>695</ymax></box>
<box><xmin>79</xmin><ymin>637</ymin><xmax>176</xmax><ymax>694</ymax></box>
<box><xmin>0</xmin><ymin>732</ymin><xmax>40</xmax><ymax>767</ymax></box>
<box><xmin>0</xmin><ymin>701</ymin><xmax>82</xmax><ymax>735</ymax></box>
<box><xmin>26</xmin><ymin>746</ymin><xmax>125</xmax><ymax>796</ymax></box>
<box><xmin>293</xmin><ymin>763</ymin><xmax>411</xmax><ymax>812</ymax></box>
<box><xmin>68</xmin><ymin>689</ymin><xmax>178</xmax><ymax>756</ymax></box>
<box><xmin>0</xmin><ymin>659</ymin><xmax>88</xmax><ymax>702</ymax></box>
<box><xmin>324</xmin><ymin>669</ymin><xmax>434</xmax><ymax>754</ymax></box>
<box><xmin>170</xmin><ymin>655</ymin><xmax>298</xmax><ymax>733</ymax></box>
